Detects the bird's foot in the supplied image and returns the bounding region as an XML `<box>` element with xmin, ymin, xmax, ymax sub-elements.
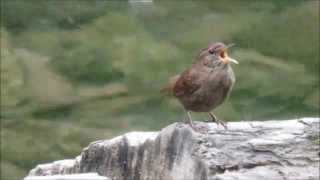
<box><xmin>189</xmin><ymin>123</ymin><xmax>209</xmax><ymax>134</ymax></box>
<box><xmin>206</xmin><ymin>113</ymin><xmax>228</xmax><ymax>130</ymax></box>
<box><xmin>216</xmin><ymin>119</ymin><xmax>228</xmax><ymax>130</ymax></box>
<box><xmin>184</xmin><ymin>111</ymin><xmax>209</xmax><ymax>133</ymax></box>
<box><xmin>183</xmin><ymin>121</ymin><xmax>209</xmax><ymax>133</ymax></box>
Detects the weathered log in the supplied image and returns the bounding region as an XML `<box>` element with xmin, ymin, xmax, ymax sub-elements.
<box><xmin>25</xmin><ymin>118</ymin><xmax>320</xmax><ymax>180</ymax></box>
<box><xmin>24</xmin><ymin>173</ymin><xmax>109</xmax><ymax>180</ymax></box>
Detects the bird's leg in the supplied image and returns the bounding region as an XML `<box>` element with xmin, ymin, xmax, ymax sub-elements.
<box><xmin>207</xmin><ymin>112</ymin><xmax>218</xmax><ymax>123</ymax></box>
<box><xmin>185</xmin><ymin>111</ymin><xmax>209</xmax><ymax>133</ymax></box>
<box><xmin>183</xmin><ymin>110</ymin><xmax>209</xmax><ymax>133</ymax></box>
<box><xmin>185</xmin><ymin>110</ymin><xmax>195</xmax><ymax>128</ymax></box>
<box><xmin>208</xmin><ymin>112</ymin><xmax>228</xmax><ymax>130</ymax></box>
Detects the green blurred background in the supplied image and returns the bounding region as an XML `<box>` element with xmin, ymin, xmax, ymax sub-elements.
<box><xmin>1</xmin><ymin>0</ymin><xmax>319</xmax><ymax>179</ymax></box>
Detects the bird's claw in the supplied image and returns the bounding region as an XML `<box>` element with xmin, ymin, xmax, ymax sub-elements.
<box><xmin>188</xmin><ymin>123</ymin><xmax>209</xmax><ymax>134</ymax></box>
<box><xmin>206</xmin><ymin>113</ymin><xmax>228</xmax><ymax>130</ymax></box>
<box><xmin>218</xmin><ymin>120</ymin><xmax>228</xmax><ymax>130</ymax></box>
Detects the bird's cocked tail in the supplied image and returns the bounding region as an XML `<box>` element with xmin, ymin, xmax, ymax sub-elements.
<box><xmin>160</xmin><ymin>75</ymin><xmax>180</xmax><ymax>96</ymax></box>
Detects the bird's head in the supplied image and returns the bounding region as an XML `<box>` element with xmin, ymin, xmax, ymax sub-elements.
<box><xmin>198</xmin><ymin>42</ymin><xmax>239</xmax><ymax>65</ymax></box>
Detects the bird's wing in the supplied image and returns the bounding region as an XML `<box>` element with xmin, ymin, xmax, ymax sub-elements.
<box><xmin>173</xmin><ymin>68</ymin><xmax>201</xmax><ymax>97</ymax></box>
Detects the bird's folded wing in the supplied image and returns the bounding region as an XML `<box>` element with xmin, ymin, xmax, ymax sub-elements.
<box><xmin>173</xmin><ymin>69</ymin><xmax>201</xmax><ymax>97</ymax></box>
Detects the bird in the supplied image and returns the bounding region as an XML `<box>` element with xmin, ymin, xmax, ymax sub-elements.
<box><xmin>162</xmin><ymin>42</ymin><xmax>238</xmax><ymax>130</ymax></box>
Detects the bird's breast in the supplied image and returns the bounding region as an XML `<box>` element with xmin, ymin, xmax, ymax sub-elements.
<box><xmin>204</xmin><ymin>66</ymin><xmax>235</xmax><ymax>89</ymax></box>
<box><xmin>195</xmin><ymin>66</ymin><xmax>235</xmax><ymax>108</ymax></box>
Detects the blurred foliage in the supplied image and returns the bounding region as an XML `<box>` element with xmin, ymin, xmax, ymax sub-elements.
<box><xmin>51</xmin><ymin>45</ymin><xmax>124</xmax><ymax>85</ymax></box>
<box><xmin>2</xmin><ymin>0</ymin><xmax>108</xmax><ymax>31</ymax></box>
<box><xmin>233</xmin><ymin>2</ymin><xmax>319</xmax><ymax>72</ymax></box>
<box><xmin>1</xmin><ymin>1</ymin><xmax>319</xmax><ymax>179</ymax></box>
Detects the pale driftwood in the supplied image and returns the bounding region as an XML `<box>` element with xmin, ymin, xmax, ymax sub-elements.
<box><xmin>23</xmin><ymin>173</ymin><xmax>109</xmax><ymax>180</ymax></box>
<box><xmin>26</xmin><ymin>118</ymin><xmax>320</xmax><ymax>180</ymax></box>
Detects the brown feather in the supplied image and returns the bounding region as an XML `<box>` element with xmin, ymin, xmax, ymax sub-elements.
<box><xmin>173</xmin><ymin>68</ymin><xmax>201</xmax><ymax>97</ymax></box>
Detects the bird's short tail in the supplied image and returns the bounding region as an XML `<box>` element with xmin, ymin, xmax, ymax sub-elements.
<box><xmin>160</xmin><ymin>75</ymin><xmax>180</xmax><ymax>96</ymax></box>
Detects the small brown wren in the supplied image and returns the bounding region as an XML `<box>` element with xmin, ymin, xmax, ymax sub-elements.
<box><xmin>163</xmin><ymin>42</ymin><xmax>238</xmax><ymax>130</ymax></box>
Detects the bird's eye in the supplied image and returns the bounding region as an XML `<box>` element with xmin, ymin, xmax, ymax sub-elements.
<box><xmin>208</xmin><ymin>49</ymin><xmax>214</xmax><ymax>54</ymax></box>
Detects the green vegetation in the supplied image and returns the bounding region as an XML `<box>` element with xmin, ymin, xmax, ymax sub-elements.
<box><xmin>1</xmin><ymin>1</ymin><xmax>319</xmax><ymax>179</ymax></box>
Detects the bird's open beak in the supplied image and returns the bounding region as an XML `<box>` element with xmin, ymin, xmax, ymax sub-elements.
<box><xmin>220</xmin><ymin>54</ymin><xmax>239</xmax><ymax>64</ymax></box>
<box><xmin>221</xmin><ymin>43</ymin><xmax>239</xmax><ymax>64</ymax></box>
<box><xmin>226</xmin><ymin>43</ymin><xmax>236</xmax><ymax>49</ymax></box>
<box><xmin>225</xmin><ymin>55</ymin><xmax>239</xmax><ymax>64</ymax></box>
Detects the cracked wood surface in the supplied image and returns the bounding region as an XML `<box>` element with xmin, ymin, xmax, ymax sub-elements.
<box><xmin>26</xmin><ymin>118</ymin><xmax>319</xmax><ymax>180</ymax></box>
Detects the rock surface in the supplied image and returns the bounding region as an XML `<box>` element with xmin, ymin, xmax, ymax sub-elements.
<box><xmin>24</xmin><ymin>173</ymin><xmax>109</xmax><ymax>180</ymax></box>
<box><xmin>26</xmin><ymin>118</ymin><xmax>320</xmax><ymax>180</ymax></box>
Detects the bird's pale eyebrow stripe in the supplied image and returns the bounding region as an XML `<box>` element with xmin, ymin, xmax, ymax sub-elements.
<box><xmin>197</xmin><ymin>48</ymin><xmax>209</xmax><ymax>58</ymax></box>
